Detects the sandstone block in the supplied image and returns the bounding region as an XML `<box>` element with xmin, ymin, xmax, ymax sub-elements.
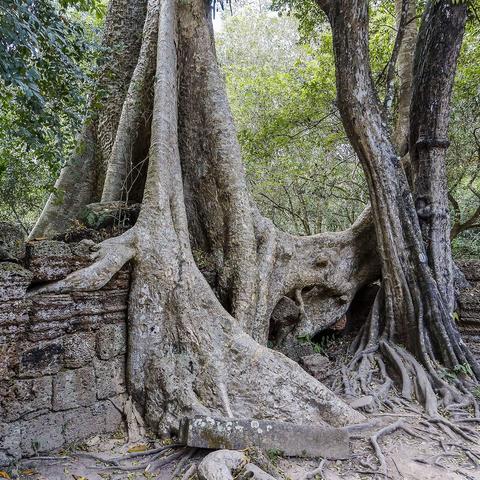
<box><xmin>96</xmin><ymin>323</ymin><xmax>126</xmax><ymax>360</ymax></box>
<box><xmin>0</xmin><ymin>222</ymin><xmax>25</xmax><ymax>261</ymax></box>
<box><xmin>19</xmin><ymin>412</ymin><xmax>64</xmax><ymax>456</ymax></box>
<box><xmin>63</xmin><ymin>400</ymin><xmax>123</xmax><ymax>443</ymax></box>
<box><xmin>300</xmin><ymin>353</ymin><xmax>332</xmax><ymax>381</ymax></box>
<box><xmin>0</xmin><ymin>263</ymin><xmax>32</xmax><ymax>302</ymax></box>
<box><xmin>25</xmin><ymin>240</ymin><xmax>90</xmax><ymax>281</ymax></box>
<box><xmin>0</xmin><ymin>299</ymin><xmax>30</xmax><ymax>326</ymax></box>
<box><xmin>63</xmin><ymin>332</ymin><xmax>95</xmax><ymax>368</ymax></box>
<box><xmin>82</xmin><ymin>202</ymin><xmax>140</xmax><ymax>230</ymax></box>
<box><xmin>0</xmin><ymin>421</ymin><xmax>21</xmax><ymax>461</ymax></box>
<box><xmin>179</xmin><ymin>416</ymin><xmax>350</xmax><ymax>459</ymax></box>
<box><xmin>94</xmin><ymin>357</ymin><xmax>126</xmax><ymax>399</ymax></box>
<box><xmin>1</xmin><ymin>376</ymin><xmax>52</xmax><ymax>422</ymax></box>
<box><xmin>19</xmin><ymin>341</ymin><xmax>64</xmax><ymax>378</ymax></box>
<box><xmin>52</xmin><ymin>367</ymin><xmax>96</xmax><ymax>410</ymax></box>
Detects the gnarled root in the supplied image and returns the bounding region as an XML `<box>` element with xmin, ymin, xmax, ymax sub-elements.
<box><xmin>28</xmin><ymin>231</ymin><xmax>136</xmax><ymax>295</ymax></box>
<box><xmin>339</xmin><ymin>281</ymin><xmax>480</xmax><ymax>422</ymax></box>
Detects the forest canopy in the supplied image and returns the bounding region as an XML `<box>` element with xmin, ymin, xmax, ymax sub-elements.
<box><xmin>1</xmin><ymin>0</ymin><xmax>479</xmax><ymax>256</ymax></box>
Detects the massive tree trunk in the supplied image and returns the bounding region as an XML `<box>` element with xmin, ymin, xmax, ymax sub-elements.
<box><xmin>29</xmin><ymin>0</ymin><xmax>476</xmax><ymax>432</ymax></box>
<box><xmin>319</xmin><ymin>0</ymin><xmax>478</xmax><ymax>414</ymax></box>
<box><xmin>30</xmin><ymin>0</ymin><xmax>370</xmax><ymax>434</ymax></box>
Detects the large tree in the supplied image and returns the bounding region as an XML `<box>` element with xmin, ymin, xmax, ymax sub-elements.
<box><xmin>29</xmin><ymin>0</ymin><xmax>478</xmax><ymax>436</ymax></box>
<box><xmin>317</xmin><ymin>0</ymin><xmax>479</xmax><ymax>414</ymax></box>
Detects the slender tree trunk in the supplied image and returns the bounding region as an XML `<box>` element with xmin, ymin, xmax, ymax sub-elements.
<box><xmin>101</xmin><ymin>0</ymin><xmax>158</xmax><ymax>203</ymax></box>
<box><xmin>393</xmin><ymin>0</ymin><xmax>417</xmax><ymax>155</ymax></box>
<box><xmin>410</xmin><ymin>1</ymin><xmax>468</xmax><ymax>315</ymax></box>
<box><xmin>29</xmin><ymin>0</ymin><xmax>147</xmax><ymax>239</ymax></box>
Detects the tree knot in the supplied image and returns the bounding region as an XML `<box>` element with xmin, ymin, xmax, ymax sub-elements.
<box><xmin>415</xmin><ymin>137</ymin><xmax>450</xmax><ymax>150</ymax></box>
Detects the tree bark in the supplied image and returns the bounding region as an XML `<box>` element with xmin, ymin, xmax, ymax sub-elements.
<box><xmin>410</xmin><ymin>1</ymin><xmax>468</xmax><ymax>315</ymax></box>
<box><xmin>29</xmin><ymin>0</ymin><xmax>147</xmax><ymax>239</ymax></box>
<box><xmin>393</xmin><ymin>0</ymin><xmax>417</xmax><ymax>156</ymax></box>
<box><xmin>320</xmin><ymin>0</ymin><xmax>479</xmax><ymax>413</ymax></box>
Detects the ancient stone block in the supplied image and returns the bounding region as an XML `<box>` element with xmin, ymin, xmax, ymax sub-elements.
<box><xmin>19</xmin><ymin>412</ymin><xmax>64</xmax><ymax>456</ymax></box>
<box><xmin>180</xmin><ymin>416</ymin><xmax>350</xmax><ymax>459</ymax></box>
<box><xmin>0</xmin><ymin>376</ymin><xmax>52</xmax><ymax>422</ymax></box>
<box><xmin>94</xmin><ymin>357</ymin><xmax>126</xmax><ymax>400</ymax></box>
<box><xmin>0</xmin><ymin>421</ymin><xmax>21</xmax><ymax>463</ymax></box>
<box><xmin>82</xmin><ymin>201</ymin><xmax>140</xmax><ymax>230</ymax></box>
<box><xmin>29</xmin><ymin>293</ymin><xmax>74</xmax><ymax>324</ymax></box>
<box><xmin>96</xmin><ymin>323</ymin><xmax>127</xmax><ymax>360</ymax></box>
<box><xmin>19</xmin><ymin>341</ymin><xmax>64</xmax><ymax>378</ymax></box>
<box><xmin>0</xmin><ymin>263</ymin><xmax>32</xmax><ymax>302</ymax></box>
<box><xmin>25</xmin><ymin>240</ymin><xmax>90</xmax><ymax>281</ymax></box>
<box><xmin>52</xmin><ymin>367</ymin><xmax>96</xmax><ymax>411</ymax></box>
<box><xmin>63</xmin><ymin>400</ymin><xmax>124</xmax><ymax>443</ymax></box>
<box><xmin>102</xmin><ymin>396</ymin><xmax>125</xmax><ymax>433</ymax></box>
<box><xmin>0</xmin><ymin>342</ymin><xmax>19</xmax><ymax>382</ymax></box>
<box><xmin>0</xmin><ymin>222</ymin><xmax>25</xmax><ymax>261</ymax></box>
<box><xmin>25</xmin><ymin>322</ymin><xmax>64</xmax><ymax>342</ymax></box>
<box><xmin>63</xmin><ymin>332</ymin><xmax>95</xmax><ymax>368</ymax></box>
<box><xmin>276</xmin><ymin>336</ymin><xmax>316</xmax><ymax>363</ymax></box>
<box><xmin>30</xmin><ymin>290</ymin><xmax>128</xmax><ymax>325</ymax></box>
<box><xmin>0</xmin><ymin>299</ymin><xmax>30</xmax><ymax>326</ymax></box>
<box><xmin>457</xmin><ymin>260</ymin><xmax>480</xmax><ymax>283</ymax></box>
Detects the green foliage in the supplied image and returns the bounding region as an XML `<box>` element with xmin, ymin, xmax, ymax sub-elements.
<box><xmin>473</xmin><ymin>386</ymin><xmax>480</xmax><ymax>399</ymax></box>
<box><xmin>266</xmin><ymin>448</ymin><xmax>283</xmax><ymax>465</ymax></box>
<box><xmin>217</xmin><ymin>0</ymin><xmax>480</xmax><ymax>255</ymax></box>
<box><xmin>0</xmin><ymin>0</ymin><xmax>104</xmax><ymax>227</ymax></box>
<box><xmin>453</xmin><ymin>362</ymin><xmax>474</xmax><ymax>376</ymax></box>
<box><xmin>440</xmin><ymin>362</ymin><xmax>474</xmax><ymax>380</ymax></box>
<box><xmin>217</xmin><ymin>6</ymin><xmax>367</xmax><ymax>234</ymax></box>
<box><xmin>296</xmin><ymin>332</ymin><xmax>334</xmax><ymax>354</ymax></box>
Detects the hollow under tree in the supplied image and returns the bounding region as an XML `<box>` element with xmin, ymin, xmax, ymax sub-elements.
<box><xmin>28</xmin><ymin>0</ymin><xmax>478</xmax><ymax>436</ymax></box>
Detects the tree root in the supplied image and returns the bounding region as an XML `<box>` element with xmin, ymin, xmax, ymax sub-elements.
<box><xmin>181</xmin><ymin>463</ymin><xmax>197</xmax><ymax>480</ymax></box>
<box><xmin>368</xmin><ymin>419</ymin><xmax>422</xmax><ymax>473</ymax></box>
<box><xmin>303</xmin><ymin>459</ymin><xmax>327</xmax><ymax>479</ymax></box>
<box><xmin>28</xmin><ymin>232</ymin><xmax>136</xmax><ymax>295</ymax></box>
<box><xmin>73</xmin><ymin>444</ymin><xmax>184</xmax><ymax>467</ymax></box>
<box><xmin>171</xmin><ymin>448</ymin><xmax>197</xmax><ymax>478</ymax></box>
<box><xmin>414</xmin><ymin>452</ymin><xmax>457</xmax><ymax>468</ymax></box>
<box><xmin>99</xmin><ymin>448</ymin><xmax>186</xmax><ymax>473</ymax></box>
<box><xmin>342</xmin><ymin>326</ymin><xmax>480</xmax><ymax>422</ymax></box>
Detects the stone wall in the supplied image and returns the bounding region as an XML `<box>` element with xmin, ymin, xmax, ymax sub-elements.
<box><xmin>1</xmin><ymin>240</ymin><xmax>479</xmax><ymax>465</ymax></box>
<box><xmin>457</xmin><ymin>260</ymin><xmax>480</xmax><ymax>357</ymax></box>
<box><xmin>0</xmin><ymin>240</ymin><xmax>129</xmax><ymax>465</ymax></box>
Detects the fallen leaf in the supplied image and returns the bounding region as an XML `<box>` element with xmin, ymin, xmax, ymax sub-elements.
<box><xmin>20</xmin><ymin>470</ymin><xmax>37</xmax><ymax>476</ymax></box>
<box><xmin>72</xmin><ymin>476</ymin><xmax>89</xmax><ymax>480</ymax></box>
<box><xmin>128</xmin><ymin>444</ymin><xmax>148</xmax><ymax>453</ymax></box>
<box><xmin>0</xmin><ymin>471</ymin><xmax>10</xmax><ymax>479</ymax></box>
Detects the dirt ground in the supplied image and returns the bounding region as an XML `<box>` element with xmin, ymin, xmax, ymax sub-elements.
<box><xmin>4</xmin><ymin>404</ymin><xmax>480</xmax><ymax>480</ymax></box>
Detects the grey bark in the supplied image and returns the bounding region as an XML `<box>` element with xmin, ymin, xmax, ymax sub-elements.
<box><xmin>101</xmin><ymin>0</ymin><xmax>158</xmax><ymax>203</ymax></box>
<box><xmin>31</xmin><ymin>0</ymin><xmax>366</xmax><ymax>436</ymax></box>
<box><xmin>319</xmin><ymin>0</ymin><xmax>479</xmax><ymax>412</ymax></box>
<box><xmin>410</xmin><ymin>1</ymin><xmax>468</xmax><ymax>315</ymax></box>
<box><xmin>393</xmin><ymin>0</ymin><xmax>417</xmax><ymax>156</ymax></box>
